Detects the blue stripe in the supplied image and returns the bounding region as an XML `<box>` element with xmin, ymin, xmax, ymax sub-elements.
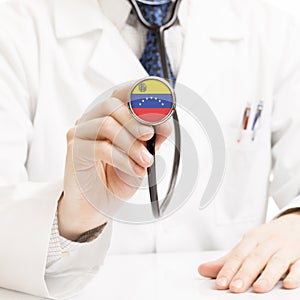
<box><xmin>130</xmin><ymin>94</ymin><xmax>173</xmax><ymax>108</ymax></box>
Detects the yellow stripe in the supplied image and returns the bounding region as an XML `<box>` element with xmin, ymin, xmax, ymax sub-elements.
<box><xmin>132</xmin><ymin>79</ymin><xmax>172</xmax><ymax>94</ymax></box>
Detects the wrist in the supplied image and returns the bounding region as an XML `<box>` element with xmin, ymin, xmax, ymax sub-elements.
<box><xmin>57</xmin><ymin>193</ymin><xmax>108</xmax><ymax>241</ymax></box>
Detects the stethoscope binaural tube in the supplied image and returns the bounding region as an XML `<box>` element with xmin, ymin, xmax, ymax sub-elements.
<box><xmin>128</xmin><ymin>0</ymin><xmax>182</xmax><ymax>218</ymax></box>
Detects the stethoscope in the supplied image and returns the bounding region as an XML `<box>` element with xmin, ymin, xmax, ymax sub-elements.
<box><xmin>128</xmin><ymin>0</ymin><xmax>182</xmax><ymax>218</ymax></box>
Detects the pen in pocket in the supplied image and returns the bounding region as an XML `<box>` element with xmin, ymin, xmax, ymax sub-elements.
<box><xmin>251</xmin><ymin>101</ymin><xmax>264</xmax><ymax>141</ymax></box>
<box><xmin>237</xmin><ymin>102</ymin><xmax>251</xmax><ymax>143</ymax></box>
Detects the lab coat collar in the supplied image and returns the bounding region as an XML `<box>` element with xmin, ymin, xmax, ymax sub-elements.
<box><xmin>99</xmin><ymin>0</ymin><xmax>189</xmax><ymax>32</ymax></box>
<box><xmin>54</xmin><ymin>0</ymin><xmax>244</xmax><ymax>40</ymax></box>
<box><xmin>53</xmin><ymin>0</ymin><xmax>245</xmax><ymax>88</ymax></box>
<box><xmin>99</xmin><ymin>0</ymin><xmax>132</xmax><ymax>31</ymax></box>
<box><xmin>53</xmin><ymin>0</ymin><xmax>191</xmax><ymax>38</ymax></box>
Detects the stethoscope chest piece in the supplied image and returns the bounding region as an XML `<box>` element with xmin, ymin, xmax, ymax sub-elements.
<box><xmin>129</xmin><ymin>76</ymin><xmax>176</xmax><ymax>126</ymax></box>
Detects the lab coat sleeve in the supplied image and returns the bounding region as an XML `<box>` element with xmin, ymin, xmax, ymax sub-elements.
<box><xmin>45</xmin><ymin>222</ymin><xmax>112</xmax><ymax>299</ymax></box>
<box><xmin>0</xmin><ymin>6</ymin><xmax>112</xmax><ymax>299</ymax></box>
<box><xmin>269</xmin><ymin>19</ymin><xmax>300</xmax><ymax>215</ymax></box>
<box><xmin>0</xmin><ymin>181</ymin><xmax>112</xmax><ymax>299</ymax></box>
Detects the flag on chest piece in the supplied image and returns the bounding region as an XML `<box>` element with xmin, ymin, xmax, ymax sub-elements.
<box><xmin>129</xmin><ymin>77</ymin><xmax>175</xmax><ymax>125</ymax></box>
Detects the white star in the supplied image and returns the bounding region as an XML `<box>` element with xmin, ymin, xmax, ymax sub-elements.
<box><xmin>146</xmin><ymin>98</ymin><xmax>148</xmax><ymax>100</ymax></box>
<box><xmin>159</xmin><ymin>100</ymin><xmax>161</xmax><ymax>103</ymax></box>
<box><xmin>150</xmin><ymin>97</ymin><xmax>153</xmax><ymax>99</ymax></box>
<box><xmin>142</xmin><ymin>99</ymin><xmax>145</xmax><ymax>103</ymax></box>
<box><xmin>161</xmin><ymin>103</ymin><xmax>164</xmax><ymax>106</ymax></box>
<box><xmin>139</xmin><ymin>103</ymin><xmax>142</xmax><ymax>106</ymax></box>
<box><xmin>155</xmin><ymin>97</ymin><xmax>158</xmax><ymax>100</ymax></box>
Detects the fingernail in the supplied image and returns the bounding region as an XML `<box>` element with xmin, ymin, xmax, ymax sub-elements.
<box><xmin>217</xmin><ymin>277</ymin><xmax>228</xmax><ymax>287</ymax></box>
<box><xmin>231</xmin><ymin>279</ymin><xmax>244</xmax><ymax>290</ymax></box>
<box><xmin>141</xmin><ymin>149</ymin><xmax>153</xmax><ymax>164</ymax></box>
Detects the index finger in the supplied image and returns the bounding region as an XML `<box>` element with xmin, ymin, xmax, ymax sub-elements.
<box><xmin>113</xmin><ymin>84</ymin><xmax>174</xmax><ymax>144</ymax></box>
<box><xmin>81</xmin><ymin>84</ymin><xmax>132</xmax><ymax>121</ymax></box>
<box><xmin>216</xmin><ymin>235</ymin><xmax>258</xmax><ymax>289</ymax></box>
<box><xmin>113</xmin><ymin>85</ymin><xmax>174</xmax><ymax>144</ymax></box>
<box><xmin>80</xmin><ymin>84</ymin><xmax>154</xmax><ymax>141</ymax></box>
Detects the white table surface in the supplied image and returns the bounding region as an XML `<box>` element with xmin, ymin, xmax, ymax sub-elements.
<box><xmin>1</xmin><ymin>251</ymin><xmax>300</xmax><ymax>300</ymax></box>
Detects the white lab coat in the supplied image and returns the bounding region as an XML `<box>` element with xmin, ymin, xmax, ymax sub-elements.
<box><xmin>0</xmin><ymin>0</ymin><xmax>300</xmax><ymax>298</ymax></box>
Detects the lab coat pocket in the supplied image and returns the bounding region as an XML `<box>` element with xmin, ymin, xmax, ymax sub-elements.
<box><xmin>215</xmin><ymin>125</ymin><xmax>271</xmax><ymax>225</ymax></box>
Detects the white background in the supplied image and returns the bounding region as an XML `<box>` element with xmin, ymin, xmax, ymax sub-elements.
<box><xmin>0</xmin><ymin>0</ymin><xmax>298</xmax><ymax>217</ymax></box>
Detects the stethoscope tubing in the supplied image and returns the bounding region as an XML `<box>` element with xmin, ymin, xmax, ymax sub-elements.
<box><xmin>129</xmin><ymin>0</ymin><xmax>182</xmax><ymax>80</ymax></box>
<box><xmin>128</xmin><ymin>0</ymin><xmax>182</xmax><ymax>218</ymax></box>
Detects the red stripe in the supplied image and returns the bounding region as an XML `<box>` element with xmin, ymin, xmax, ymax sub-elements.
<box><xmin>132</xmin><ymin>108</ymin><xmax>171</xmax><ymax>123</ymax></box>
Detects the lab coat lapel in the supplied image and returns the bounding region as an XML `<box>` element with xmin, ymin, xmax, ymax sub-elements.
<box><xmin>87</xmin><ymin>25</ymin><xmax>148</xmax><ymax>85</ymax></box>
<box><xmin>53</xmin><ymin>0</ymin><xmax>105</xmax><ymax>38</ymax></box>
<box><xmin>54</xmin><ymin>0</ymin><xmax>246</xmax><ymax>95</ymax></box>
<box><xmin>177</xmin><ymin>0</ymin><xmax>245</xmax><ymax>97</ymax></box>
<box><xmin>177</xmin><ymin>32</ymin><xmax>222</xmax><ymax>96</ymax></box>
<box><xmin>54</xmin><ymin>0</ymin><xmax>147</xmax><ymax>85</ymax></box>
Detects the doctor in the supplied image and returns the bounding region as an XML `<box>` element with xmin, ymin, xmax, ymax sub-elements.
<box><xmin>1</xmin><ymin>0</ymin><xmax>300</xmax><ymax>298</ymax></box>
